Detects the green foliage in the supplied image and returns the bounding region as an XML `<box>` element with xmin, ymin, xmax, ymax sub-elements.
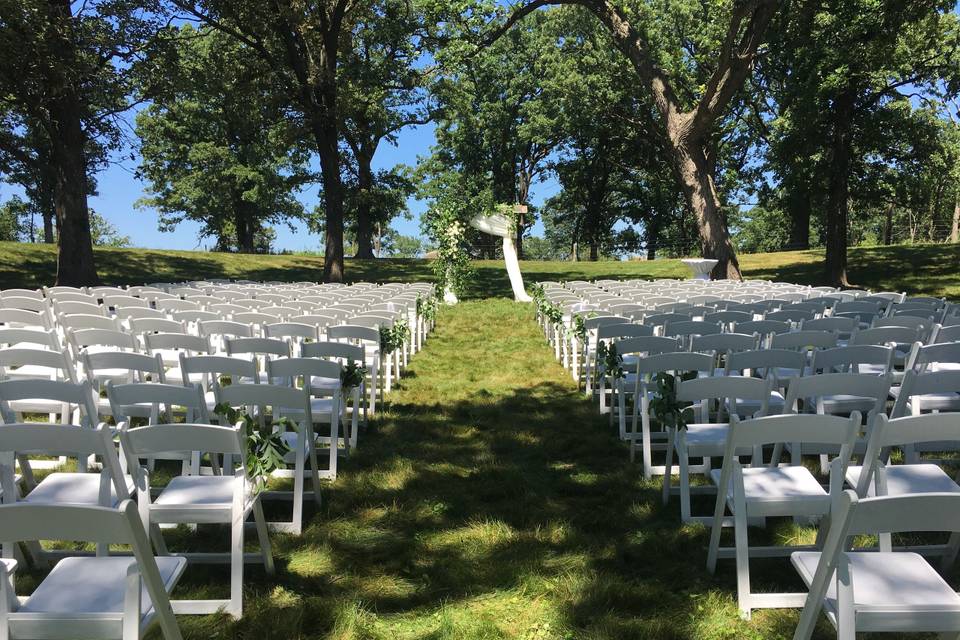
<box><xmin>384</xmin><ymin>233</ymin><xmax>424</xmax><ymax>258</ymax></box>
<box><xmin>649</xmin><ymin>372</ymin><xmax>698</xmax><ymax>431</ymax></box>
<box><xmin>733</xmin><ymin>206</ymin><xmax>793</xmax><ymax>254</ymax></box>
<box><xmin>134</xmin><ymin>25</ymin><xmax>310</xmax><ymax>253</ymax></box>
<box><xmin>339</xmin><ymin>361</ymin><xmax>368</xmax><ymax>391</ymax></box>
<box><xmin>0</xmin><ymin>197</ymin><xmax>32</xmax><ymax>242</ymax></box>
<box><xmin>89</xmin><ymin>211</ymin><xmax>131</xmax><ymax>248</ymax></box>
<box><xmin>424</xmin><ymin>204</ymin><xmax>474</xmax><ymax>298</ymax></box>
<box><xmin>213</xmin><ymin>402</ymin><xmax>294</xmax><ymax>491</ymax></box>
<box><xmin>596</xmin><ymin>339</ymin><xmax>624</xmax><ymax>380</ymax></box>
<box><xmin>417</xmin><ymin>293</ymin><xmax>439</xmax><ymax>323</ymax></box>
<box><xmin>379</xmin><ymin>316</ymin><xmax>410</xmax><ymax>355</ymax></box>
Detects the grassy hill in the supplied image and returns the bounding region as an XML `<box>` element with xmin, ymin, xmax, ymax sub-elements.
<box><xmin>1</xmin><ymin>241</ymin><xmax>957</xmax><ymax>299</ymax></box>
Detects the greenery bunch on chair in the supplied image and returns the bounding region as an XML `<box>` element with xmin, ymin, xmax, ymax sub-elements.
<box><xmin>340</xmin><ymin>361</ymin><xmax>367</xmax><ymax>390</ymax></box>
<box><xmin>596</xmin><ymin>340</ymin><xmax>625</xmax><ymax>380</ymax></box>
<box><xmin>213</xmin><ymin>403</ymin><xmax>294</xmax><ymax>491</ymax></box>
<box><xmin>416</xmin><ymin>294</ymin><xmax>439</xmax><ymax>323</ymax></box>
<box><xmin>649</xmin><ymin>372</ymin><xmax>698</xmax><ymax>430</ymax></box>
<box><xmin>379</xmin><ymin>316</ymin><xmax>410</xmax><ymax>354</ymax></box>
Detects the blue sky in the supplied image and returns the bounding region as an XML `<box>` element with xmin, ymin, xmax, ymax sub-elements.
<box><xmin>0</xmin><ymin>111</ymin><xmax>560</xmax><ymax>252</ymax></box>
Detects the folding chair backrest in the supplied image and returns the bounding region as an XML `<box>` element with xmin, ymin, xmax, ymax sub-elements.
<box><xmin>225</xmin><ymin>337</ymin><xmax>290</xmax><ymax>359</ymax></box>
<box><xmin>58</xmin><ymin>313</ymin><xmax>119</xmax><ymax>331</ymax></box>
<box><xmin>784</xmin><ymin>372</ymin><xmax>891</xmax><ymax>415</ymax></box>
<box><xmin>770</xmin><ymin>330</ymin><xmax>838</xmax><ymax>351</ymax></box>
<box><xmin>171</xmin><ymin>310</ymin><xmax>219</xmax><ymax>325</ymax></box>
<box><xmin>0</xmin><ymin>347</ymin><xmax>77</xmax><ymax>382</ymax></box>
<box><xmin>327</xmin><ymin>325</ymin><xmax>379</xmax><ymax>345</ymax></box>
<box><xmin>635</xmin><ymin>351</ymin><xmax>714</xmax><ymax>377</ymax></box>
<box><xmin>300</xmin><ymin>341</ymin><xmax>364</xmax><ymax>363</ymax></box>
<box><xmin>54</xmin><ymin>300</ymin><xmax>104</xmax><ymax>316</ymax></box>
<box><xmin>69</xmin><ymin>328</ymin><xmax>138</xmax><ymax>353</ymax></box>
<box><xmin>108</xmin><ymin>382</ymin><xmax>207</xmax><ymax>421</ymax></box>
<box><xmin>810</xmin><ymin>345</ymin><xmax>893</xmax><ymax>374</ymax></box>
<box><xmin>179</xmin><ymin>353</ymin><xmax>257</xmax><ymax>388</ymax></box>
<box><xmin>858</xmin><ymin>413</ymin><xmax>960</xmax><ymax>495</ymax></box>
<box><xmin>217</xmin><ymin>382</ymin><xmax>310</xmax><ymax>417</ymax></box>
<box><xmin>703</xmin><ymin>311</ymin><xmax>752</xmax><ymax>326</ymax></box>
<box><xmin>727</xmin><ymin>412</ymin><xmax>860</xmax><ymax>452</ymax></box>
<box><xmin>121</xmin><ymin>422</ymin><xmax>243</xmax><ymax>459</ymax></box>
<box><xmin>264</xmin><ymin>322</ymin><xmax>319</xmax><ymax>342</ymax></box>
<box><xmin>850</xmin><ymin>325</ymin><xmax>920</xmax><ymax>346</ymax></box>
<box><xmin>0</xmin><ymin>308</ymin><xmax>50</xmax><ymax>329</ymax></box>
<box><xmin>129</xmin><ymin>317</ymin><xmax>185</xmax><ymax>335</ymax></box>
<box><xmin>596</xmin><ymin>323</ymin><xmax>653</xmax><ymax>341</ymax></box>
<box><xmin>0</xmin><ymin>327</ymin><xmax>59</xmax><ymax>350</ymax></box>
<box><xmin>910</xmin><ymin>341</ymin><xmax>960</xmax><ymax>372</ymax></box>
<box><xmin>84</xmin><ymin>351</ymin><xmax>165</xmax><ymax>384</ymax></box>
<box><xmin>267</xmin><ymin>357</ymin><xmax>342</xmax><ymax>385</ymax></box>
<box><xmin>734</xmin><ymin>320</ymin><xmax>791</xmax><ymax>337</ymax></box>
<box><xmin>145</xmin><ymin>332</ymin><xmax>211</xmax><ymax>355</ymax></box>
<box><xmin>643</xmin><ymin>312</ymin><xmax>692</xmax><ymax>328</ymax></box>
<box><xmin>725</xmin><ymin>348</ymin><xmax>806</xmax><ymax>377</ymax></box>
<box><xmin>891</xmin><ymin>369</ymin><xmax>960</xmax><ymax>417</ymax></box>
<box><xmin>198</xmin><ymin>320</ymin><xmax>254</xmax><ymax>340</ymax></box>
<box><xmin>663</xmin><ymin>320</ymin><xmax>722</xmax><ymax>338</ymax></box>
<box><xmin>0</xmin><ymin>378</ymin><xmax>97</xmax><ymax>426</ymax></box>
<box><xmin>690</xmin><ymin>333</ymin><xmax>758</xmax><ymax>355</ymax></box>
<box><xmin>103</xmin><ymin>295</ymin><xmax>148</xmax><ymax>309</ymax></box>
<box><xmin>155</xmin><ymin>298</ymin><xmax>201</xmax><ymax>313</ymax></box>
<box><xmin>676</xmin><ymin>375</ymin><xmax>772</xmax><ymax>419</ymax></box>
<box><xmin>802</xmin><ymin>317</ymin><xmax>858</xmax><ymax>334</ymax></box>
<box><xmin>114</xmin><ymin>306</ymin><xmax>165</xmax><ymax>321</ymax></box>
<box><xmin>766</xmin><ymin>309</ymin><xmax>815</xmax><ymax>324</ymax></box>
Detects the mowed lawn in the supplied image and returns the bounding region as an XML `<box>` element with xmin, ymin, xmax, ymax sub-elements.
<box><xmin>1</xmin><ymin>241</ymin><xmax>958</xmax><ymax>299</ymax></box>
<box><xmin>71</xmin><ymin>300</ymin><xmax>935</xmax><ymax>639</ymax></box>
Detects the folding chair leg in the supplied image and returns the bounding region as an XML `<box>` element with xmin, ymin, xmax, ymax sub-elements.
<box><xmin>662</xmin><ymin>429</ymin><xmax>675</xmax><ymax>506</ymax></box>
<box><xmin>229</xmin><ymin>511</ymin><xmax>244</xmax><ymax>619</ymax></box>
<box><xmin>734</xmin><ymin>505</ymin><xmax>752</xmax><ymax>619</ymax></box>
<box><xmin>252</xmin><ymin>499</ymin><xmax>275</xmax><ymax>575</ymax></box>
<box><xmin>679</xmin><ymin>452</ymin><xmax>692</xmax><ymax>522</ymax></box>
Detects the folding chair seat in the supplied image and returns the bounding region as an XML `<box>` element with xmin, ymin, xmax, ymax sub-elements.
<box><xmin>706</xmin><ymin>413</ymin><xmax>859</xmax><ymax>618</ymax></box>
<box><xmin>809</xmin><ymin>345</ymin><xmax>893</xmax><ymax>379</ymax></box>
<box><xmin>119</xmin><ymin>422</ymin><xmax>273</xmax><ymax>618</ymax></box>
<box><xmin>0</xmin><ymin>501</ymin><xmax>185</xmax><ymax>640</ymax></box>
<box><xmin>792</xmin><ymin>492</ymin><xmax>960</xmax><ymax>640</ymax></box>
<box><xmin>215</xmin><ymin>383</ymin><xmax>321</xmax><ymax>534</ymax></box>
<box><xmin>662</xmin><ymin>375</ymin><xmax>773</xmax><ymax>522</ymax></box>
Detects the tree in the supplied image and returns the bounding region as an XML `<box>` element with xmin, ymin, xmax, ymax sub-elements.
<box><xmin>0</xmin><ymin>196</ymin><xmax>31</xmax><ymax>242</ymax></box>
<box><xmin>89</xmin><ymin>211</ymin><xmax>131</xmax><ymax>248</ymax></box>
<box><xmin>761</xmin><ymin>0</ymin><xmax>959</xmax><ymax>285</ymax></box>
<box><xmin>422</xmin><ymin>6</ymin><xmax>562</xmax><ymax>258</ymax></box>
<box><xmin>383</xmin><ymin>232</ymin><xmax>423</xmax><ymax>258</ymax></box>
<box><xmin>0</xmin><ymin>0</ymin><xmax>166</xmax><ymax>285</ymax></box>
<box><xmin>134</xmin><ymin>26</ymin><xmax>311</xmax><ymax>254</ymax></box>
<box><xmin>489</xmin><ymin>0</ymin><xmax>780</xmax><ymax>279</ymax></box>
<box><xmin>339</xmin><ymin>0</ymin><xmax>432</xmax><ymax>258</ymax></box>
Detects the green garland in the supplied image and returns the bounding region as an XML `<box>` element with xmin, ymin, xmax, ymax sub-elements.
<box><xmin>380</xmin><ymin>316</ymin><xmax>410</xmax><ymax>355</ymax></box>
<box><xmin>213</xmin><ymin>403</ymin><xmax>294</xmax><ymax>492</ymax></box>
<box><xmin>596</xmin><ymin>340</ymin><xmax>625</xmax><ymax>379</ymax></box>
<box><xmin>416</xmin><ymin>293</ymin><xmax>438</xmax><ymax>323</ymax></box>
<box><xmin>648</xmin><ymin>371</ymin><xmax>698</xmax><ymax>430</ymax></box>
<box><xmin>340</xmin><ymin>361</ymin><xmax>367</xmax><ymax>390</ymax></box>
<box><xmin>425</xmin><ymin>205</ymin><xmax>473</xmax><ymax>299</ymax></box>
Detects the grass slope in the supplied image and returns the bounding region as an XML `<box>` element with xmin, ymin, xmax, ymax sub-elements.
<box><xmin>95</xmin><ymin>301</ymin><xmax>919</xmax><ymax>639</ymax></box>
<box><xmin>2</xmin><ymin>241</ymin><xmax>958</xmax><ymax>299</ymax></box>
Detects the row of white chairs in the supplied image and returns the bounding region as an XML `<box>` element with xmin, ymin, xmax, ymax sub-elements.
<box><xmin>0</xmin><ymin>279</ymin><xmax>441</xmax><ymax>635</ymax></box>
<box><xmin>536</xmin><ymin>278</ymin><xmax>960</xmax><ymax>637</ymax></box>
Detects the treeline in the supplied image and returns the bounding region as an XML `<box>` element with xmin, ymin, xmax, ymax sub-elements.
<box><xmin>1</xmin><ymin>1</ymin><xmax>957</xmax><ymax>286</ymax></box>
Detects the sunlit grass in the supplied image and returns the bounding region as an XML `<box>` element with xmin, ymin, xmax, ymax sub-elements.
<box><xmin>2</xmin><ymin>241</ymin><xmax>958</xmax><ymax>299</ymax></box>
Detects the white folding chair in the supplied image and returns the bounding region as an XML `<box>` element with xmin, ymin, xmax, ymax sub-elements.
<box><xmin>662</xmin><ymin>375</ymin><xmax>773</xmax><ymax>522</ymax></box>
<box><xmin>706</xmin><ymin>413</ymin><xmax>859</xmax><ymax>618</ymax></box>
<box><xmin>216</xmin><ymin>383</ymin><xmax>321</xmax><ymax>534</ymax></box>
<box><xmin>0</xmin><ymin>501</ymin><xmax>185</xmax><ymax>640</ymax></box>
<box><xmin>792</xmin><ymin>491</ymin><xmax>960</xmax><ymax>640</ymax></box>
<box><xmin>119</xmin><ymin>421</ymin><xmax>274</xmax><ymax>618</ymax></box>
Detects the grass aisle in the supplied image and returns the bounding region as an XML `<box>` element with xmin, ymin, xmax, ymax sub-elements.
<box><xmin>178</xmin><ymin>299</ymin><xmax>823</xmax><ymax>640</ymax></box>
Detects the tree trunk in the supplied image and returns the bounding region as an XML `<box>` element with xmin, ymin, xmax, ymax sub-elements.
<box><xmin>824</xmin><ymin>89</ymin><xmax>855</xmax><ymax>288</ymax></box>
<box><xmin>951</xmin><ymin>192</ymin><xmax>959</xmax><ymax>243</ymax></box>
<box><xmin>46</xmin><ymin>0</ymin><xmax>99</xmax><ymax>287</ymax></box>
<box><xmin>234</xmin><ymin>201</ymin><xmax>255</xmax><ymax>253</ymax></box>
<box><xmin>516</xmin><ymin>171</ymin><xmax>532</xmax><ymax>260</ymax></box>
<box><xmin>786</xmin><ymin>184</ymin><xmax>811</xmax><ymax>249</ymax></box>
<box><xmin>313</xmin><ymin>116</ymin><xmax>345</xmax><ymax>282</ymax></box>
<box><xmin>883</xmin><ymin>202</ymin><xmax>893</xmax><ymax>245</ymax></box>
<box><xmin>353</xmin><ymin>151</ymin><xmax>376</xmax><ymax>259</ymax></box>
<box><xmin>646</xmin><ymin>218</ymin><xmax>658</xmax><ymax>260</ymax></box>
<box><xmin>43</xmin><ymin>210</ymin><xmax>55</xmax><ymax>243</ymax></box>
<box><xmin>671</xmin><ymin>138</ymin><xmax>741</xmax><ymax>280</ymax></box>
